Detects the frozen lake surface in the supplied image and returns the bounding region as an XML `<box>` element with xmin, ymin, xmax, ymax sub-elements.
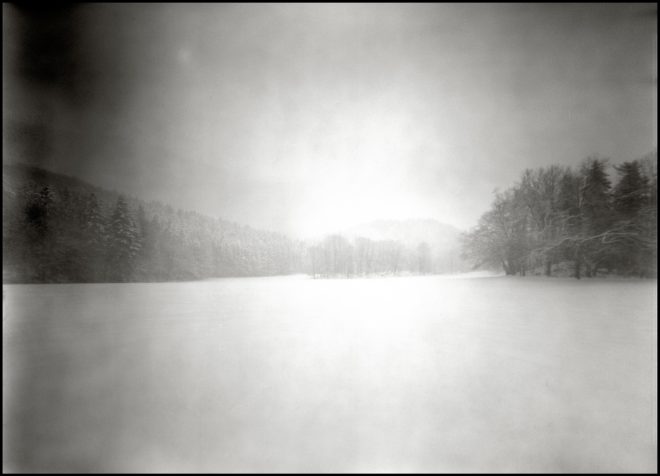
<box><xmin>3</xmin><ymin>274</ymin><xmax>657</xmax><ymax>472</ymax></box>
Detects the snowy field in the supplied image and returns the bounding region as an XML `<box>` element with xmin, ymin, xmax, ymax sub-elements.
<box><xmin>2</xmin><ymin>274</ymin><xmax>657</xmax><ymax>472</ymax></box>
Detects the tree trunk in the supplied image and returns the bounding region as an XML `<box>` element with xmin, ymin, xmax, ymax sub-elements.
<box><xmin>502</xmin><ymin>260</ymin><xmax>513</xmax><ymax>275</ymax></box>
<box><xmin>545</xmin><ymin>259</ymin><xmax>552</xmax><ymax>276</ymax></box>
<box><xmin>573</xmin><ymin>245</ymin><xmax>582</xmax><ymax>279</ymax></box>
<box><xmin>574</xmin><ymin>257</ymin><xmax>581</xmax><ymax>279</ymax></box>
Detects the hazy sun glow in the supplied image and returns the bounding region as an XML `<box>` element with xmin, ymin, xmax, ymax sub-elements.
<box><xmin>3</xmin><ymin>3</ymin><xmax>656</xmax><ymax>238</ymax></box>
<box><xmin>287</xmin><ymin>103</ymin><xmax>441</xmax><ymax>237</ymax></box>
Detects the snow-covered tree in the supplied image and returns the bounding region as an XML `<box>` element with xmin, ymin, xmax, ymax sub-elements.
<box><xmin>106</xmin><ymin>196</ymin><xmax>141</xmax><ymax>281</ymax></box>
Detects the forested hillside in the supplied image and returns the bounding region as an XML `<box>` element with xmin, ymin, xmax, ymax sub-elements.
<box><xmin>4</xmin><ymin>151</ymin><xmax>656</xmax><ymax>284</ymax></box>
<box><xmin>461</xmin><ymin>152</ymin><xmax>657</xmax><ymax>278</ymax></box>
<box><xmin>3</xmin><ymin>164</ymin><xmax>304</xmax><ymax>283</ymax></box>
<box><xmin>2</xmin><ymin>165</ymin><xmax>470</xmax><ymax>283</ymax></box>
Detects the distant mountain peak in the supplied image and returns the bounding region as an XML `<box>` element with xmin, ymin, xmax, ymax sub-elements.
<box><xmin>343</xmin><ymin>218</ymin><xmax>462</xmax><ymax>249</ymax></box>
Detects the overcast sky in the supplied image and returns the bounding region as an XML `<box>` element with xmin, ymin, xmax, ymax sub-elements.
<box><xmin>3</xmin><ymin>3</ymin><xmax>657</xmax><ymax>238</ymax></box>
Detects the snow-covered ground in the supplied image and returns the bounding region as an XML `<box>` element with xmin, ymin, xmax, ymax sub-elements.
<box><xmin>3</xmin><ymin>275</ymin><xmax>657</xmax><ymax>472</ymax></box>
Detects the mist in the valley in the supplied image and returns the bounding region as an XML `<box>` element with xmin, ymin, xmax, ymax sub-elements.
<box><xmin>3</xmin><ymin>3</ymin><xmax>656</xmax><ymax>237</ymax></box>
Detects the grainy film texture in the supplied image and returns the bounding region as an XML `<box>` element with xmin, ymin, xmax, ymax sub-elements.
<box><xmin>2</xmin><ymin>3</ymin><xmax>657</xmax><ymax>473</ymax></box>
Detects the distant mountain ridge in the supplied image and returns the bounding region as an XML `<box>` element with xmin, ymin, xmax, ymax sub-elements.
<box><xmin>344</xmin><ymin>219</ymin><xmax>462</xmax><ymax>249</ymax></box>
<box><xmin>3</xmin><ymin>163</ymin><xmax>470</xmax><ymax>281</ymax></box>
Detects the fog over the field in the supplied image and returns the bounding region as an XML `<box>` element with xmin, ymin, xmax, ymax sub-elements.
<box><xmin>3</xmin><ymin>276</ymin><xmax>658</xmax><ymax>472</ymax></box>
<box><xmin>3</xmin><ymin>3</ymin><xmax>657</xmax><ymax>237</ymax></box>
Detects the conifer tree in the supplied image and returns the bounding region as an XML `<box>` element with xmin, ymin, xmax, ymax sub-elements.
<box><xmin>613</xmin><ymin>161</ymin><xmax>650</xmax><ymax>218</ymax></box>
<box><xmin>106</xmin><ymin>196</ymin><xmax>141</xmax><ymax>281</ymax></box>
<box><xmin>611</xmin><ymin>161</ymin><xmax>652</xmax><ymax>275</ymax></box>
<box><xmin>82</xmin><ymin>193</ymin><xmax>107</xmax><ymax>281</ymax></box>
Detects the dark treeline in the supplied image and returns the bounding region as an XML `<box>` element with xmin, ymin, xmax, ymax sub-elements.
<box><xmin>3</xmin><ymin>165</ymin><xmax>455</xmax><ymax>283</ymax></box>
<box><xmin>3</xmin><ymin>166</ymin><xmax>304</xmax><ymax>283</ymax></box>
<box><xmin>306</xmin><ymin>235</ymin><xmax>433</xmax><ymax>278</ymax></box>
<box><xmin>4</xmin><ymin>152</ymin><xmax>656</xmax><ymax>284</ymax></box>
<box><xmin>461</xmin><ymin>152</ymin><xmax>657</xmax><ymax>279</ymax></box>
